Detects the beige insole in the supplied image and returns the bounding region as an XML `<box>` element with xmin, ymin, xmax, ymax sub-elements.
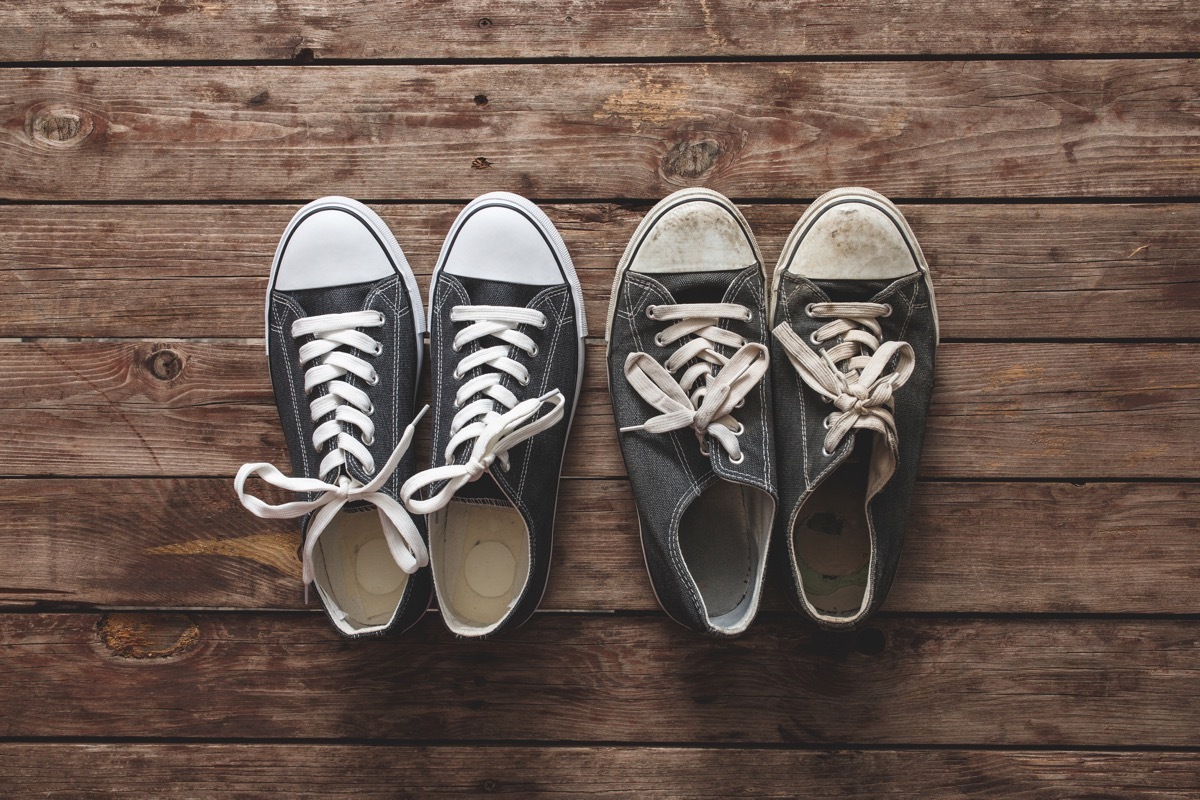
<box><xmin>313</xmin><ymin>509</ymin><xmax>410</xmax><ymax>632</ymax></box>
<box><xmin>679</xmin><ymin>480</ymin><xmax>756</xmax><ymax>618</ymax></box>
<box><xmin>793</xmin><ymin>439</ymin><xmax>871</xmax><ymax>617</ymax></box>
<box><xmin>433</xmin><ymin>500</ymin><xmax>530</xmax><ymax>632</ymax></box>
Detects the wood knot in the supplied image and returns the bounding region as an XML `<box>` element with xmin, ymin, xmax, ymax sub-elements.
<box><xmin>661</xmin><ymin>139</ymin><xmax>722</xmax><ymax>179</ymax></box>
<box><xmin>98</xmin><ymin>613</ymin><xmax>201</xmax><ymax>660</ymax></box>
<box><xmin>248</xmin><ymin>90</ymin><xmax>270</xmax><ymax>106</ymax></box>
<box><xmin>147</xmin><ymin>347</ymin><xmax>185</xmax><ymax>381</ymax></box>
<box><xmin>471</xmin><ymin>156</ymin><xmax>493</xmax><ymax>170</ymax></box>
<box><xmin>28</xmin><ymin>106</ymin><xmax>95</xmax><ymax>148</ymax></box>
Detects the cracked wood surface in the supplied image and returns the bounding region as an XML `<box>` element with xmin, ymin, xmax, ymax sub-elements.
<box><xmin>0</xmin><ymin>479</ymin><xmax>1196</xmax><ymax>614</ymax></box>
<box><xmin>2</xmin><ymin>613</ymin><xmax>1199</xmax><ymax>746</ymax></box>
<box><xmin>4</xmin><ymin>744</ymin><xmax>1200</xmax><ymax>798</ymax></box>
<box><xmin>2</xmin><ymin>202</ymin><xmax>1197</xmax><ymax>340</ymax></box>
<box><xmin>0</xmin><ymin>340</ymin><xmax>1195</xmax><ymax>478</ymax></box>
<box><xmin>5</xmin><ymin>0</ymin><xmax>1196</xmax><ymax>61</ymax></box>
<box><xmin>3</xmin><ymin>62</ymin><xmax>1199</xmax><ymax>201</ymax></box>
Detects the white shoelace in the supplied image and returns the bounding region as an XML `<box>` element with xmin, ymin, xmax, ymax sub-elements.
<box><xmin>772</xmin><ymin>301</ymin><xmax>914</xmax><ymax>491</ymax></box>
<box><xmin>400</xmin><ymin>305</ymin><xmax>565</xmax><ymax>515</ymax></box>
<box><xmin>235</xmin><ymin>311</ymin><xmax>429</xmax><ymax>595</ymax></box>
<box><xmin>620</xmin><ymin>302</ymin><xmax>768</xmax><ymax>463</ymax></box>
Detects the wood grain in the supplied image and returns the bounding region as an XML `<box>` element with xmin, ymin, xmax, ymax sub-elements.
<box><xmin>3</xmin><ymin>744</ymin><xmax>1199</xmax><ymax>798</ymax></box>
<box><xmin>0</xmin><ymin>340</ymin><xmax>1196</xmax><ymax>478</ymax></box>
<box><xmin>4</xmin><ymin>61</ymin><xmax>1198</xmax><ymax>201</ymax></box>
<box><xmin>2</xmin><ymin>202</ymin><xmax>1197</xmax><ymax>340</ymax></box>
<box><xmin>4</xmin><ymin>0</ymin><xmax>1196</xmax><ymax>62</ymax></box>
<box><xmin>1</xmin><ymin>479</ymin><xmax>1196</xmax><ymax>614</ymax></box>
<box><xmin>1</xmin><ymin>613</ymin><xmax>1198</xmax><ymax>745</ymax></box>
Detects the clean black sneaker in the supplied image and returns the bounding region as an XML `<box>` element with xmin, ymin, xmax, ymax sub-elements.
<box><xmin>401</xmin><ymin>192</ymin><xmax>585</xmax><ymax>637</ymax></box>
<box><xmin>235</xmin><ymin>196</ymin><xmax>431</xmax><ymax>638</ymax></box>
<box><xmin>769</xmin><ymin>187</ymin><xmax>939</xmax><ymax>629</ymax></box>
<box><xmin>606</xmin><ymin>188</ymin><xmax>776</xmax><ymax>636</ymax></box>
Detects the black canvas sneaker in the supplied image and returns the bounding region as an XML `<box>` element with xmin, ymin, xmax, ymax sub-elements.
<box><xmin>606</xmin><ymin>188</ymin><xmax>776</xmax><ymax>637</ymax></box>
<box><xmin>235</xmin><ymin>197</ymin><xmax>431</xmax><ymax>638</ymax></box>
<box><xmin>400</xmin><ymin>192</ymin><xmax>585</xmax><ymax>637</ymax></box>
<box><xmin>769</xmin><ymin>187</ymin><xmax>939</xmax><ymax>629</ymax></box>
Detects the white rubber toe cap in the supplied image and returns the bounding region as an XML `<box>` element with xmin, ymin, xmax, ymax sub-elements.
<box><xmin>630</xmin><ymin>195</ymin><xmax>758</xmax><ymax>274</ymax></box>
<box><xmin>784</xmin><ymin>201</ymin><xmax>918</xmax><ymax>281</ymax></box>
<box><xmin>275</xmin><ymin>203</ymin><xmax>396</xmax><ymax>291</ymax></box>
<box><xmin>442</xmin><ymin>204</ymin><xmax>564</xmax><ymax>286</ymax></box>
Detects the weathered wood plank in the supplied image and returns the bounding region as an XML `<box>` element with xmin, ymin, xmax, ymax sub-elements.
<box><xmin>4</xmin><ymin>0</ymin><xmax>1196</xmax><ymax>62</ymax></box>
<box><xmin>2</xmin><ymin>202</ymin><xmax>1197</xmax><ymax>340</ymax></box>
<box><xmin>1</xmin><ymin>613</ymin><xmax>1197</xmax><ymax>745</ymax></box>
<box><xmin>1</xmin><ymin>479</ymin><xmax>1195</xmax><ymax>614</ymax></box>
<box><xmin>3</xmin><ymin>744</ymin><xmax>1199</xmax><ymax>799</ymax></box>
<box><xmin>0</xmin><ymin>341</ymin><xmax>1196</xmax><ymax>478</ymax></box>
<box><xmin>4</xmin><ymin>61</ymin><xmax>1198</xmax><ymax>201</ymax></box>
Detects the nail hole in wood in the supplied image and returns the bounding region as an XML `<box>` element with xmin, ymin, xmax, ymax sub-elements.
<box><xmin>293</xmin><ymin>47</ymin><xmax>315</xmax><ymax>63</ymax></box>
<box><xmin>482</xmin><ymin>780</ymin><xmax>499</xmax><ymax>792</ymax></box>
<box><xmin>474</xmin><ymin>94</ymin><xmax>489</xmax><ymax>106</ymax></box>
<box><xmin>477</xmin><ymin>17</ymin><xmax>493</xmax><ymax>27</ymax></box>
<box><xmin>854</xmin><ymin>627</ymin><xmax>887</xmax><ymax>656</ymax></box>
<box><xmin>471</xmin><ymin>156</ymin><xmax>492</xmax><ymax>170</ymax></box>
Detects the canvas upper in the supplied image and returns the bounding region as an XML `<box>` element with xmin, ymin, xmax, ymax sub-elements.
<box><xmin>235</xmin><ymin>197</ymin><xmax>431</xmax><ymax>638</ymax></box>
<box><xmin>769</xmin><ymin>187</ymin><xmax>938</xmax><ymax>629</ymax></box>
<box><xmin>401</xmin><ymin>192</ymin><xmax>586</xmax><ymax>638</ymax></box>
<box><xmin>606</xmin><ymin>188</ymin><xmax>776</xmax><ymax>636</ymax></box>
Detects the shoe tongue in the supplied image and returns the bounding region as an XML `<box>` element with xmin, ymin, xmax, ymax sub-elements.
<box><xmin>653</xmin><ymin>269</ymin><xmax>744</xmax><ymax>305</ymax></box>
<box><xmin>281</xmin><ymin>280</ymin><xmax>379</xmax><ymax>317</ymax></box>
<box><xmin>813</xmin><ymin>278</ymin><xmax>899</xmax><ymax>304</ymax></box>
<box><xmin>454</xmin><ymin>276</ymin><xmax>546</xmax><ymax>309</ymax></box>
<box><xmin>451</xmin><ymin>472</ymin><xmax>510</xmax><ymax>505</ymax></box>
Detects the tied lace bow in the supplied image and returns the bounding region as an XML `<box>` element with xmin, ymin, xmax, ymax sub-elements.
<box><xmin>234</xmin><ymin>310</ymin><xmax>428</xmax><ymax>598</ymax></box>
<box><xmin>400</xmin><ymin>304</ymin><xmax>565</xmax><ymax>514</ymax></box>
<box><xmin>620</xmin><ymin>302</ymin><xmax>768</xmax><ymax>462</ymax></box>
<box><xmin>772</xmin><ymin>300</ymin><xmax>914</xmax><ymax>494</ymax></box>
<box><xmin>235</xmin><ymin>410</ymin><xmax>430</xmax><ymax>596</ymax></box>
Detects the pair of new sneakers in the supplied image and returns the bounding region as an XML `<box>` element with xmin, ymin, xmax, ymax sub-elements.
<box><xmin>607</xmin><ymin>187</ymin><xmax>938</xmax><ymax>635</ymax></box>
<box><xmin>236</xmin><ymin>193</ymin><xmax>585</xmax><ymax>638</ymax></box>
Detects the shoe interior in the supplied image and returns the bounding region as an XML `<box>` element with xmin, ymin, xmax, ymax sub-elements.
<box><xmin>793</xmin><ymin>437</ymin><xmax>873</xmax><ymax>621</ymax></box>
<box><xmin>430</xmin><ymin>477</ymin><xmax>531</xmax><ymax>635</ymax></box>
<box><xmin>312</xmin><ymin>508</ymin><xmax>410</xmax><ymax>635</ymax></box>
<box><xmin>679</xmin><ymin>480</ymin><xmax>774</xmax><ymax>634</ymax></box>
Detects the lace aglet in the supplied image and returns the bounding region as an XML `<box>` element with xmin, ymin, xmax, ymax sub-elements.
<box><xmin>619</xmin><ymin>424</ymin><xmax>647</xmax><ymax>434</ymax></box>
<box><xmin>303</xmin><ymin>583</ymin><xmax>310</xmax><ymax>605</ymax></box>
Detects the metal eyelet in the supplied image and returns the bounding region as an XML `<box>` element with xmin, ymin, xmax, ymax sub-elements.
<box><xmin>536</xmin><ymin>319</ymin><xmax>548</xmax><ymax>330</ymax></box>
<box><xmin>805</xmin><ymin>303</ymin><xmax>817</xmax><ymax>317</ymax></box>
<box><xmin>653</xmin><ymin>333</ymin><xmax>666</xmax><ymax>347</ymax></box>
<box><xmin>364</xmin><ymin>464</ymin><xmax>376</xmax><ymax>475</ymax></box>
<box><xmin>881</xmin><ymin>303</ymin><xmax>893</xmax><ymax>317</ymax></box>
<box><xmin>372</xmin><ymin>344</ymin><xmax>383</xmax><ymax>356</ymax></box>
<box><xmin>529</xmin><ymin>344</ymin><xmax>539</xmax><ymax>357</ymax></box>
<box><xmin>363</xmin><ymin>434</ymin><xmax>375</xmax><ymax>446</ymax></box>
<box><xmin>366</xmin><ymin>403</ymin><xmax>375</xmax><ymax>415</ymax></box>
<box><xmin>821</xmin><ymin>447</ymin><xmax>834</xmax><ymax>457</ymax></box>
<box><xmin>729</xmin><ymin>452</ymin><xmax>745</xmax><ymax>465</ymax></box>
<box><xmin>367</xmin><ymin>372</ymin><xmax>380</xmax><ymax>386</ymax></box>
<box><xmin>645</xmin><ymin>305</ymin><xmax>658</xmax><ymax>319</ymax></box>
<box><xmin>518</xmin><ymin>375</ymin><xmax>530</xmax><ymax>386</ymax></box>
<box><xmin>731</xmin><ymin>421</ymin><xmax>745</xmax><ymax>436</ymax></box>
<box><xmin>823</xmin><ymin>414</ymin><xmax>834</xmax><ymax>430</ymax></box>
<box><xmin>743</xmin><ymin>311</ymin><xmax>753</xmax><ymax>322</ymax></box>
<box><xmin>375</xmin><ymin>312</ymin><xmax>386</xmax><ymax>325</ymax></box>
<box><xmin>699</xmin><ymin>443</ymin><xmax>710</xmax><ymax>457</ymax></box>
<box><xmin>809</xmin><ymin>330</ymin><xmax>822</xmax><ymax>345</ymax></box>
<box><xmin>734</xmin><ymin>398</ymin><xmax>745</xmax><ymax>409</ymax></box>
<box><xmin>452</xmin><ymin>370</ymin><xmax>463</xmax><ymax>380</ymax></box>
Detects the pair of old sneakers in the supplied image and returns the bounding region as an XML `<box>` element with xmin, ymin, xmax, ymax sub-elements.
<box><xmin>236</xmin><ymin>193</ymin><xmax>585</xmax><ymax>638</ymax></box>
<box><xmin>607</xmin><ymin>188</ymin><xmax>938</xmax><ymax>635</ymax></box>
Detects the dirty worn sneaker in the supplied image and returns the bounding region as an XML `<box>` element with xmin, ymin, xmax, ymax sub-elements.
<box><xmin>769</xmin><ymin>187</ymin><xmax>939</xmax><ymax>629</ymax></box>
<box><xmin>606</xmin><ymin>188</ymin><xmax>776</xmax><ymax>636</ymax></box>
<box><xmin>401</xmin><ymin>192</ymin><xmax>585</xmax><ymax>637</ymax></box>
<box><xmin>235</xmin><ymin>196</ymin><xmax>431</xmax><ymax>638</ymax></box>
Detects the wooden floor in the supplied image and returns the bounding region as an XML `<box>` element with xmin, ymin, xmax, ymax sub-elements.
<box><xmin>2</xmin><ymin>2</ymin><xmax>1199</xmax><ymax>797</ymax></box>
